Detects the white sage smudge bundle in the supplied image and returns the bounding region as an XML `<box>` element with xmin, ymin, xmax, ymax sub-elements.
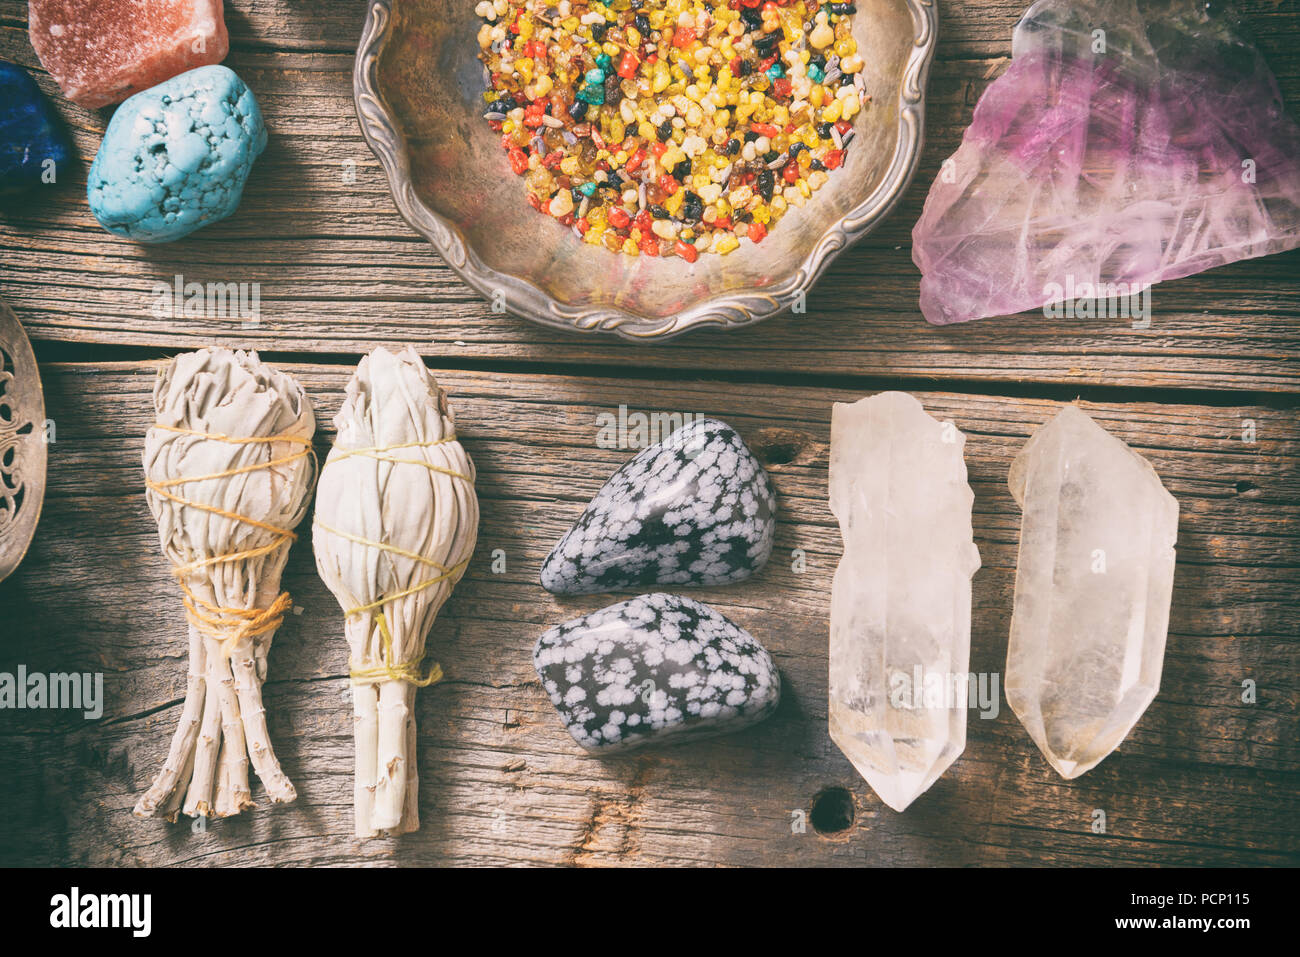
<box><xmin>313</xmin><ymin>347</ymin><xmax>478</xmax><ymax>838</ymax></box>
<box><xmin>135</xmin><ymin>349</ymin><xmax>316</xmax><ymax>820</ymax></box>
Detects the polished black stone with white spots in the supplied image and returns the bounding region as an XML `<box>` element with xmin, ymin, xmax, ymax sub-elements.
<box><xmin>533</xmin><ymin>593</ymin><xmax>781</xmax><ymax>753</ymax></box>
<box><xmin>540</xmin><ymin>418</ymin><xmax>777</xmax><ymax>595</ymax></box>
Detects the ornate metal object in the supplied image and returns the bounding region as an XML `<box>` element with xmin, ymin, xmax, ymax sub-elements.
<box><xmin>0</xmin><ymin>299</ymin><xmax>45</xmax><ymax>583</ymax></box>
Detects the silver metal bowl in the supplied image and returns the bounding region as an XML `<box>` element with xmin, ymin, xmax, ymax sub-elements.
<box><xmin>354</xmin><ymin>0</ymin><xmax>937</xmax><ymax>339</ymax></box>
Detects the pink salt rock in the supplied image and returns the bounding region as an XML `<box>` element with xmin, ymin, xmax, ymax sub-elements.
<box><xmin>28</xmin><ymin>0</ymin><xmax>228</xmax><ymax>109</ymax></box>
<box><xmin>911</xmin><ymin>0</ymin><xmax>1300</xmax><ymax>325</ymax></box>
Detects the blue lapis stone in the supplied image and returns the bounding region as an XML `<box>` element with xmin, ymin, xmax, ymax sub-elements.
<box><xmin>0</xmin><ymin>60</ymin><xmax>73</xmax><ymax>197</ymax></box>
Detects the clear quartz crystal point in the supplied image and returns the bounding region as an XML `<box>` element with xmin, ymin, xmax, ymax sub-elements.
<box><xmin>829</xmin><ymin>392</ymin><xmax>981</xmax><ymax>811</ymax></box>
<box><xmin>1006</xmin><ymin>405</ymin><xmax>1178</xmax><ymax>779</ymax></box>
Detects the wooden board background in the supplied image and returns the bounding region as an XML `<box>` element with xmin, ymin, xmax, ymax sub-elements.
<box><xmin>1</xmin><ymin>0</ymin><xmax>1298</xmax><ymax>867</ymax></box>
<box><xmin>2</xmin><ymin>0</ymin><xmax>1299</xmax><ymax>391</ymax></box>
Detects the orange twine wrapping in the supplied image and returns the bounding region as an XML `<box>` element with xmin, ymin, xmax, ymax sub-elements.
<box><xmin>314</xmin><ymin>435</ymin><xmax>474</xmax><ymax>687</ymax></box>
<box><xmin>146</xmin><ymin>424</ymin><xmax>315</xmax><ymax>658</ymax></box>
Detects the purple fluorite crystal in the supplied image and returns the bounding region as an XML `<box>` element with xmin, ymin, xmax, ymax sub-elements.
<box><xmin>912</xmin><ymin>0</ymin><xmax>1300</xmax><ymax>325</ymax></box>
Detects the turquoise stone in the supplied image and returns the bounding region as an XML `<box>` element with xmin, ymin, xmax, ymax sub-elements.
<box><xmin>86</xmin><ymin>65</ymin><xmax>266</xmax><ymax>242</ymax></box>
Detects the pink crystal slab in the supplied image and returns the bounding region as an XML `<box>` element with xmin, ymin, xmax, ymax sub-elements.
<box><xmin>911</xmin><ymin>0</ymin><xmax>1300</xmax><ymax>325</ymax></box>
<box><xmin>28</xmin><ymin>0</ymin><xmax>228</xmax><ymax>109</ymax></box>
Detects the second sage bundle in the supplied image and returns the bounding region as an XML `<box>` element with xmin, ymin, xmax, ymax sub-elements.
<box><xmin>313</xmin><ymin>347</ymin><xmax>479</xmax><ymax>838</ymax></box>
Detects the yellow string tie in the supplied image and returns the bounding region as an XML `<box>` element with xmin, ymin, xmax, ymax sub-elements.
<box><xmin>316</xmin><ymin>436</ymin><xmax>474</xmax><ymax>687</ymax></box>
<box><xmin>329</xmin><ymin>435</ymin><xmax>473</xmax><ymax>483</ymax></box>
<box><xmin>348</xmin><ymin>614</ymin><xmax>445</xmax><ymax>688</ymax></box>
<box><xmin>145</xmin><ymin>425</ymin><xmax>316</xmax><ymax>658</ymax></box>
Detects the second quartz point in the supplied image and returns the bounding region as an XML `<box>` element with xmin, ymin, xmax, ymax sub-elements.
<box><xmin>1006</xmin><ymin>405</ymin><xmax>1178</xmax><ymax>779</ymax></box>
<box><xmin>829</xmin><ymin>392</ymin><xmax>981</xmax><ymax>811</ymax></box>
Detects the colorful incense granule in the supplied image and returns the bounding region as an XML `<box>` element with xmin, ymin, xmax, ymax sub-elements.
<box><xmin>477</xmin><ymin>0</ymin><xmax>867</xmax><ymax>259</ymax></box>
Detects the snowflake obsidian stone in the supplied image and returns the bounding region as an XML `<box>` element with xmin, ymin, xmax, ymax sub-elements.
<box><xmin>533</xmin><ymin>593</ymin><xmax>781</xmax><ymax>753</ymax></box>
<box><xmin>540</xmin><ymin>418</ymin><xmax>777</xmax><ymax>594</ymax></box>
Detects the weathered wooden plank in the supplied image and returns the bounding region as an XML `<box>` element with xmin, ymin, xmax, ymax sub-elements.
<box><xmin>2</xmin><ymin>2</ymin><xmax>1299</xmax><ymax>390</ymax></box>
<box><xmin>0</xmin><ymin>361</ymin><xmax>1295</xmax><ymax>866</ymax></box>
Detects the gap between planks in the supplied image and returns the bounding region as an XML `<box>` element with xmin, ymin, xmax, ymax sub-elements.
<box><xmin>33</xmin><ymin>349</ymin><xmax>1300</xmax><ymax>412</ymax></box>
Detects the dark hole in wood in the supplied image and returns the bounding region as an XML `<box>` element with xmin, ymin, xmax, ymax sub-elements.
<box><xmin>810</xmin><ymin>786</ymin><xmax>855</xmax><ymax>835</ymax></box>
<box><xmin>756</xmin><ymin>441</ymin><xmax>799</xmax><ymax>465</ymax></box>
<box><xmin>749</xmin><ymin>428</ymin><xmax>808</xmax><ymax>467</ymax></box>
<box><xmin>1235</xmin><ymin>480</ymin><xmax>1259</xmax><ymax>495</ymax></box>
